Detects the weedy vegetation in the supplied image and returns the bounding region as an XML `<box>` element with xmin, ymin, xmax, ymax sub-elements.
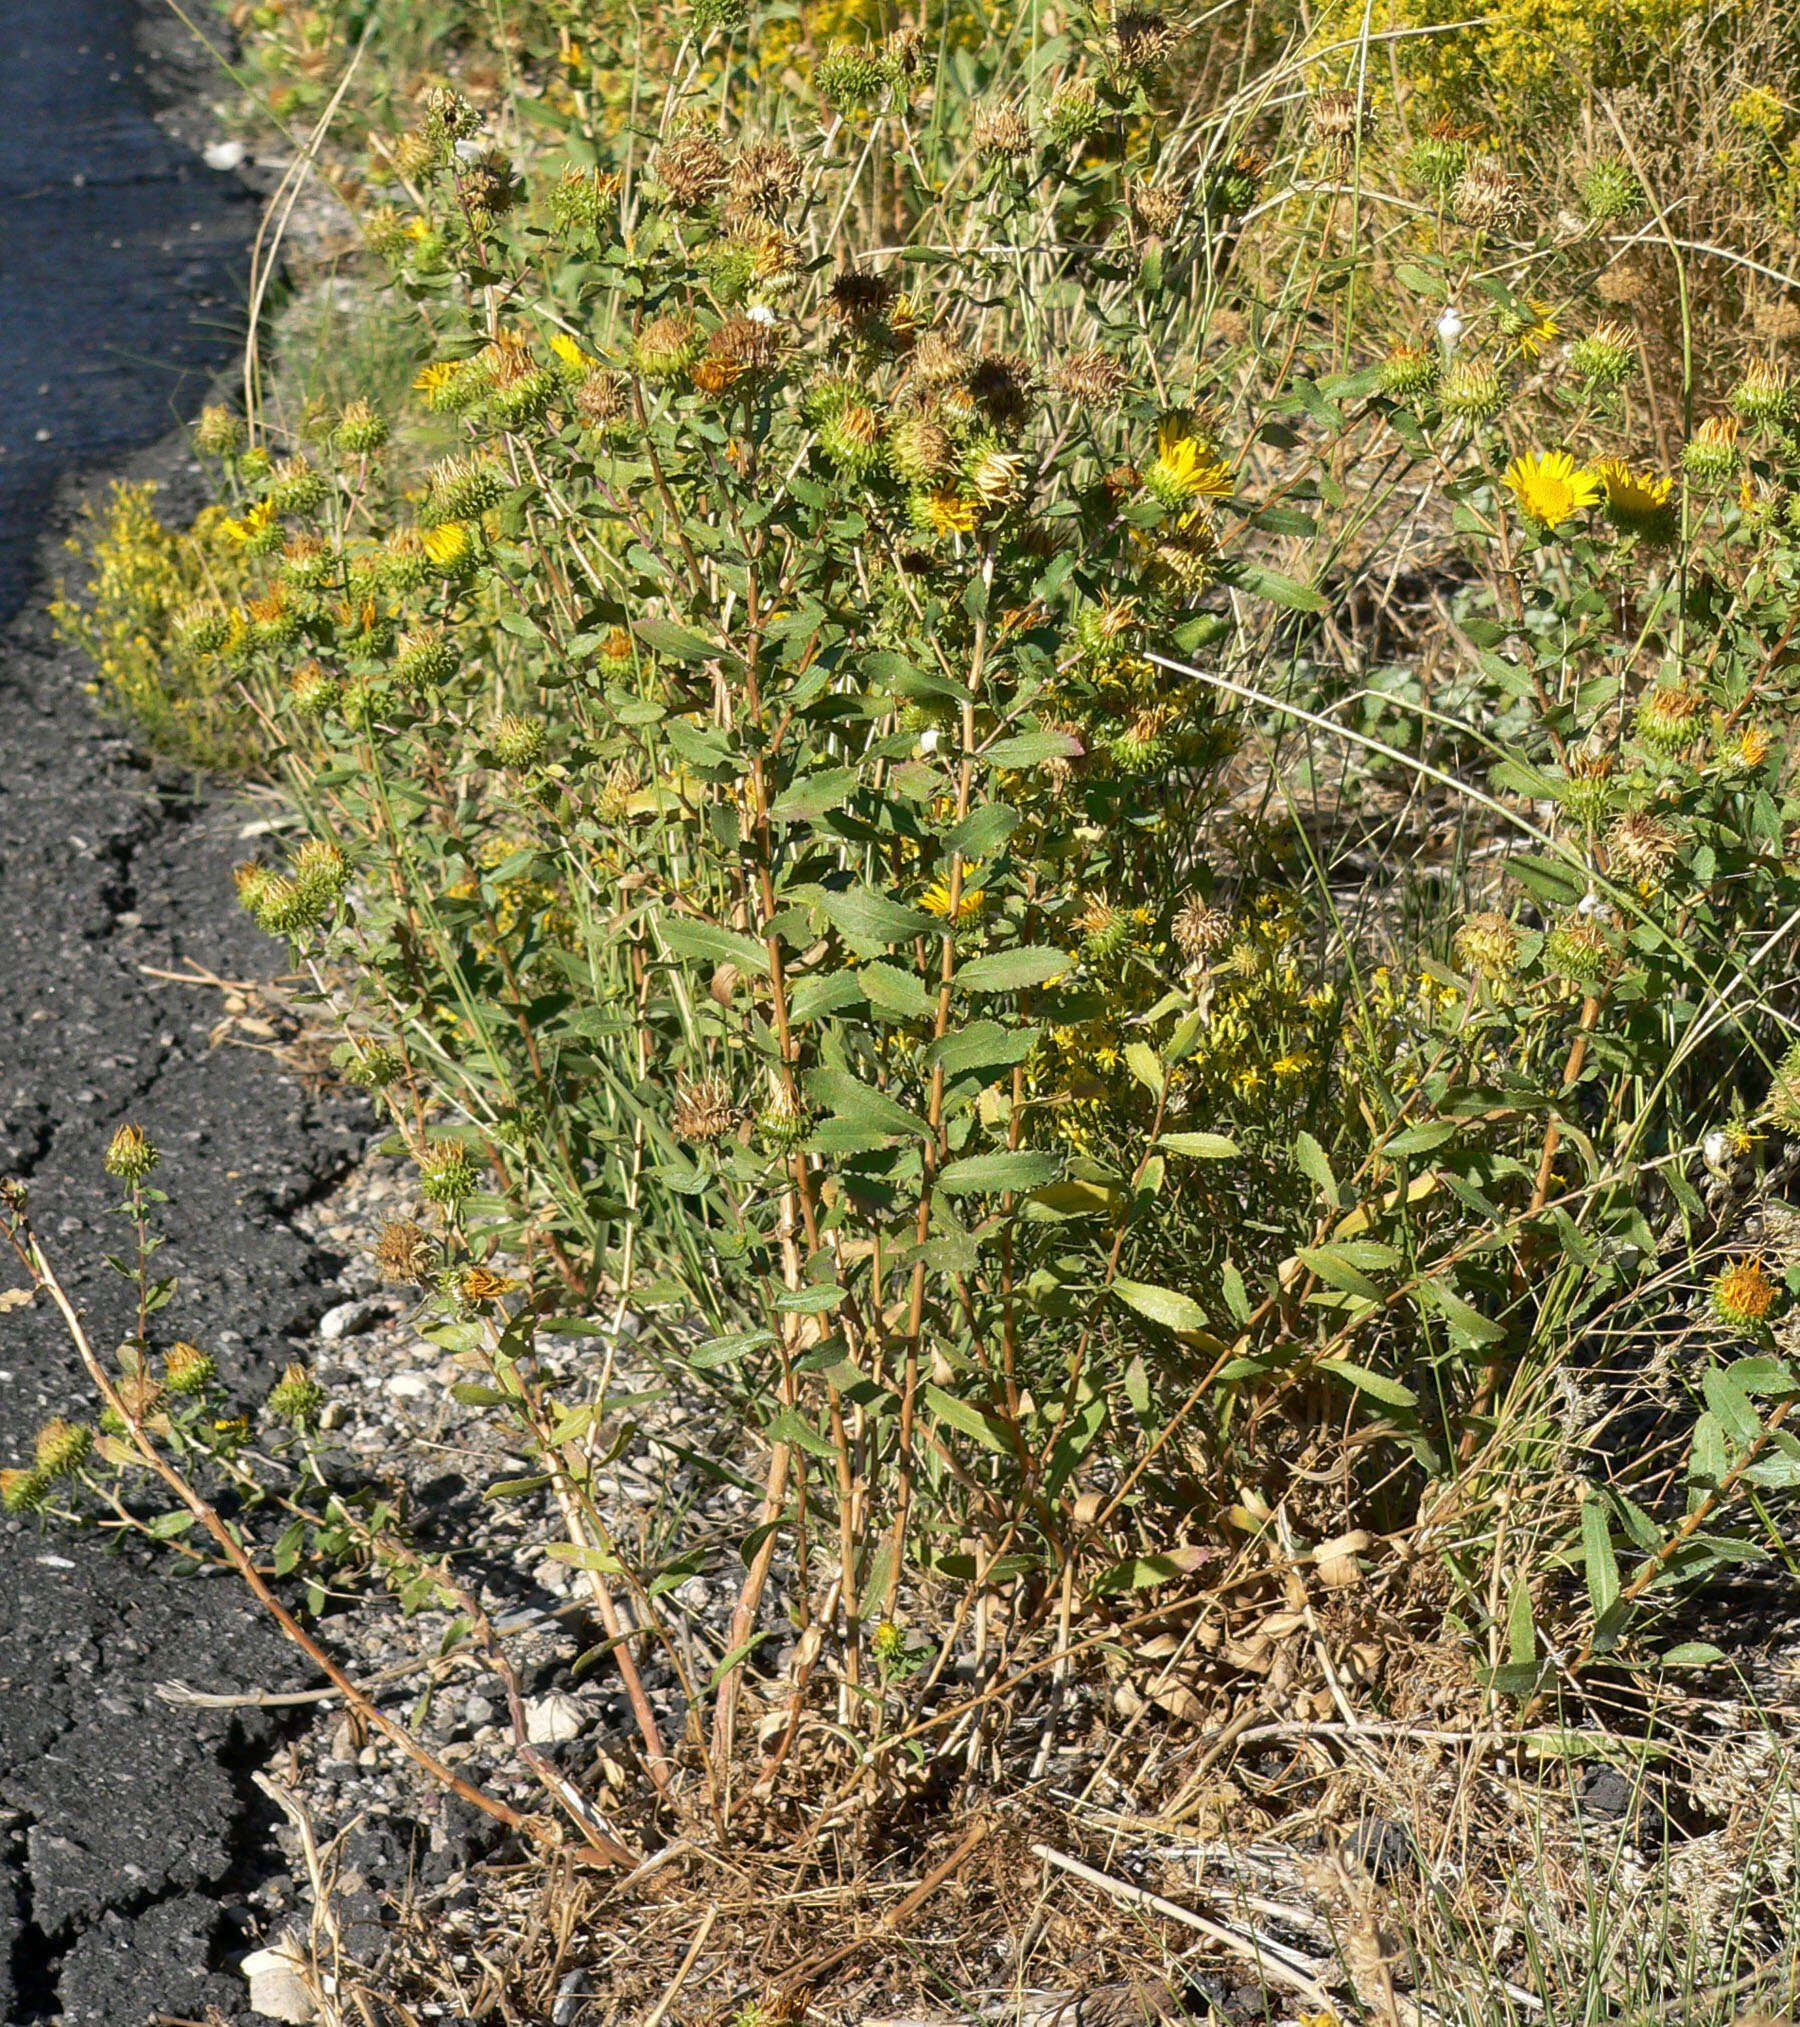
<box><xmin>22</xmin><ymin>0</ymin><xmax>1800</xmax><ymax>2012</ymax></box>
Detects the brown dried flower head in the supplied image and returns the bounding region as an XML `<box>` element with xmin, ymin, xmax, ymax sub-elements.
<box><xmin>675</xmin><ymin>1076</ymin><xmax>737</xmax><ymax>1143</ymax></box>
<box><xmin>727</xmin><ymin>138</ymin><xmax>804</xmax><ymax>225</ymax></box>
<box><xmin>968</xmin><ymin>351</ymin><xmax>1036</xmax><ymax>431</ymax></box>
<box><xmin>1755</xmin><ymin>300</ymin><xmax>1800</xmax><ymax>344</ymax></box>
<box><xmin>911</xmin><ymin>331</ymin><xmax>971</xmax><ymax>390</ymax></box>
<box><xmin>1050</xmin><ymin>348</ymin><xmax>1130</xmax><ymax>407</ymax></box>
<box><xmin>828</xmin><ymin>266</ymin><xmax>901</xmax><ymax>327</ymax></box>
<box><xmin>375</xmin><ymin>1218</ymin><xmax>434</xmax><ymax>1285</ymax></box>
<box><xmin>1310</xmin><ymin>86</ymin><xmax>1373</xmax><ymax>150</ymax></box>
<box><xmin>654</xmin><ymin>127</ymin><xmax>728</xmax><ymax>211</ymax></box>
<box><xmin>1606</xmin><ymin>810</ymin><xmax>1680</xmax><ymax>884</ymax></box>
<box><xmin>1131</xmin><ymin>176</ymin><xmax>1186</xmax><ymax>236</ymax></box>
<box><xmin>575</xmin><ymin>370</ymin><xmax>629</xmax><ymax>429</ymax></box>
<box><xmin>1173</xmin><ymin>897</ymin><xmax>1233</xmax><ymax>959</ymax></box>
<box><xmin>1455</xmin><ymin>161</ymin><xmax>1524</xmax><ymax>230</ymax></box>
<box><xmin>1107</xmin><ymin>5</ymin><xmax>1179</xmax><ymax>73</ymax></box>
<box><xmin>973</xmin><ymin>100</ymin><xmax>1033</xmax><ymax>160</ymax></box>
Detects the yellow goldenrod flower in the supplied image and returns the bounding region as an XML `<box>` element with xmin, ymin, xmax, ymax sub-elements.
<box><xmin>217</xmin><ymin>499</ymin><xmax>278</xmax><ymax>548</ymax></box>
<box><xmin>1502</xmin><ymin>450</ymin><xmax>1602</xmax><ymax>530</ymax></box>
<box><xmin>1736</xmin><ymin>722</ymin><xmax>1773</xmax><ymax>767</ymax></box>
<box><xmin>414</xmin><ymin>361</ymin><xmax>459</xmax><ymax>400</ymax></box>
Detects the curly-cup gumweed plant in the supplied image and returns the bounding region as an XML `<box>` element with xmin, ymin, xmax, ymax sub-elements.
<box><xmin>28</xmin><ymin>0</ymin><xmax>1800</xmax><ymax>1849</ymax></box>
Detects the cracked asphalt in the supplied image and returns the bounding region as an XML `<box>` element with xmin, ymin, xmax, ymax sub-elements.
<box><xmin>0</xmin><ymin>3</ymin><xmax>364</xmax><ymax>2018</ymax></box>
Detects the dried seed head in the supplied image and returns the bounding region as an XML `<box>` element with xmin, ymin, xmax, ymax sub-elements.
<box><xmin>674</xmin><ymin>1075</ymin><xmax>736</xmax><ymax>1143</ymax></box>
<box><xmin>1172</xmin><ymin>898</ymin><xmax>1233</xmax><ymax>960</ymax></box>
<box><xmin>887</xmin><ymin>412</ymin><xmax>956</xmax><ymax>485</ymax></box>
<box><xmin>375</xmin><ymin>1219</ymin><xmax>435</xmax><ymax>1285</ymax></box>
<box><xmin>966</xmin><ymin>444</ymin><xmax>1026</xmax><ymax>505</ymax></box>
<box><xmin>1455</xmin><ymin>161</ymin><xmax>1524</xmax><ymax>231</ymax></box>
<box><xmin>727</xmin><ymin>138</ymin><xmax>804</xmax><ymax>225</ymax></box>
<box><xmin>458</xmin><ymin>1266</ymin><xmax>518</xmax><ymax>1305</ymax></box>
<box><xmin>1310</xmin><ymin>86</ymin><xmax>1373</xmax><ymax>150</ymax></box>
<box><xmin>193</xmin><ymin>404</ymin><xmax>246</xmax><ymax>457</ymax></box>
<box><xmin>1049</xmin><ymin>348</ymin><xmax>1129</xmax><ymax>408</ymax></box>
<box><xmin>654</xmin><ymin>127</ymin><xmax>728</xmax><ymax>210</ymax></box>
<box><xmin>911</xmin><ymin>331</ymin><xmax>971</xmax><ymax>390</ymax></box>
<box><xmin>575</xmin><ymin>369</ymin><xmax>629</xmax><ymax>429</ymax></box>
<box><xmin>1131</xmin><ymin>176</ymin><xmax>1186</xmax><ymax>236</ymax></box>
<box><xmin>827</xmin><ymin>266</ymin><xmax>900</xmax><ymax>327</ymax></box>
<box><xmin>973</xmin><ymin>100</ymin><xmax>1033</xmax><ymax>160</ymax></box>
<box><xmin>1106</xmin><ymin>6</ymin><xmax>1178</xmax><ymax>75</ymax></box>
<box><xmin>968</xmin><ymin>351</ymin><xmax>1035</xmax><ymax>430</ymax></box>
<box><xmin>1754</xmin><ymin>299</ymin><xmax>1800</xmax><ymax>344</ymax></box>
<box><xmin>633</xmin><ymin>312</ymin><xmax>703</xmax><ymax>382</ymax></box>
<box><xmin>1606</xmin><ymin>810</ymin><xmax>1680</xmax><ymax>884</ymax></box>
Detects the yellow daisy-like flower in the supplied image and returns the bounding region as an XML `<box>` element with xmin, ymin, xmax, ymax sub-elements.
<box><xmin>920</xmin><ymin>869</ymin><xmax>987</xmax><ymax>921</ymax></box>
<box><xmin>1502</xmin><ymin>450</ymin><xmax>1602</xmax><ymax>530</ymax></box>
<box><xmin>1736</xmin><ymin>722</ymin><xmax>1773</xmax><ymax>767</ymax></box>
<box><xmin>414</xmin><ymin>361</ymin><xmax>458</xmax><ymax>400</ymax></box>
<box><xmin>1593</xmin><ymin>458</ymin><xmax>1675</xmax><ymax>536</ymax></box>
<box><xmin>422</xmin><ymin>521</ymin><xmax>472</xmax><ymax>567</ymax></box>
<box><xmin>1510</xmin><ymin>300</ymin><xmax>1560</xmax><ymax>360</ymax></box>
<box><xmin>218</xmin><ymin>499</ymin><xmax>279</xmax><ymax>548</ymax></box>
<box><xmin>922</xmin><ymin>489</ymin><xmax>978</xmax><ymax>537</ymax></box>
<box><xmin>549</xmin><ymin>331</ymin><xmax>599</xmax><ymax>373</ymax></box>
<box><xmin>1149</xmin><ymin>414</ymin><xmax>1234</xmax><ymax>503</ymax></box>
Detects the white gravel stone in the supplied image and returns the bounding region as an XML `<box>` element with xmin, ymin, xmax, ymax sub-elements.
<box><xmin>386</xmin><ymin>1372</ymin><xmax>432</xmax><ymax>1399</ymax></box>
<box><xmin>525</xmin><ymin>1692</ymin><xmax>585</xmax><ymax>1744</ymax></box>
<box><xmin>241</xmin><ymin>1937</ymin><xmax>316</xmax><ymax>2023</ymax></box>
<box><xmin>318</xmin><ymin>1299</ymin><xmax>381</xmax><ymax>1343</ymax></box>
<box><xmin>203</xmin><ymin>139</ymin><xmax>248</xmax><ymax>171</ymax></box>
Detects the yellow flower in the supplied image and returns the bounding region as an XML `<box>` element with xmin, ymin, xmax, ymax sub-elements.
<box><xmin>1592</xmin><ymin>458</ymin><xmax>1675</xmax><ymax>538</ymax></box>
<box><xmin>414</xmin><ymin>361</ymin><xmax>458</xmax><ymax>400</ymax></box>
<box><xmin>921</xmin><ymin>870</ymin><xmax>986</xmax><ymax>921</ymax></box>
<box><xmin>1271</xmin><ymin>1051</ymin><xmax>1316</xmax><ymax>1078</ymax></box>
<box><xmin>549</xmin><ymin>331</ymin><xmax>599</xmax><ymax>373</ymax></box>
<box><xmin>1509</xmin><ymin>300</ymin><xmax>1560</xmax><ymax>360</ymax></box>
<box><xmin>1148</xmin><ymin>414</ymin><xmax>1234</xmax><ymax>506</ymax></box>
<box><xmin>1736</xmin><ymin>722</ymin><xmax>1773</xmax><ymax>767</ymax></box>
<box><xmin>1502</xmin><ymin>450</ymin><xmax>1602</xmax><ymax>530</ymax></box>
<box><xmin>217</xmin><ymin>499</ymin><xmax>278</xmax><ymax>548</ymax></box>
<box><xmin>422</xmin><ymin>521</ymin><xmax>472</xmax><ymax>567</ymax></box>
<box><xmin>921</xmin><ymin>488</ymin><xmax>978</xmax><ymax>537</ymax></box>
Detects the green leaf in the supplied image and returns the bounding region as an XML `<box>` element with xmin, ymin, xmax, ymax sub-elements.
<box><xmin>1506</xmin><ymin>1574</ymin><xmax>1536</xmax><ymax>1668</ymax></box>
<box><xmin>1299</xmin><ymin>1242</ymin><xmax>1397</xmax><ymax>1301</ymax></box>
<box><xmin>1383</xmin><ymin>1119</ymin><xmax>1459</xmax><ymax>1157</ymax></box>
<box><xmin>1159</xmin><ymin>1131</ymin><xmax>1239</xmax><ymax>1159</ymax></box>
<box><xmin>774</xmin><ymin>1282</ymin><xmax>847</xmax><ymax>1314</ymax></box>
<box><xmin>1703</xmin><ymin>1365</ymin><xmax>1763</xmax><ymax>1452</ymax></box>
<box><xmin>1233</xmin><ymin>560</ymin><xmax>1328</xmax><ymax>612</ymax></box>
<box><xmin>804</xmin><ymin>1065</ymin><xmax>927</xmax><ymax>1140</ymax></box>
<box><xmin>542</xmin><ymin>1542</ymin><xmax>623</xmax><ymax>1572</ymax></box>
<box><xmin>659</xmin><ymin>915</ymin><xmax>771</xmax><ymax>975</ymax></box>
<box><xmin>954</xmin><ymin>947</ymin><xmax>1072</xmax><ymax>992</ymax></box>
<box><xmin>1316</xmin><ymin>1359</ymin><xmax>1416</xmax><ymax>1409</ymax></box>
<box><xmin>924</xmin><ymin>1020</ymin><xmax>1042</xmax><ymax>1079</ymax></box>
<box><xmin>985</xmin><ymin>728</ymin><xmax>1083</xmax><ymax>769</ymax></box>
<box><xmin>1659</xmin><ymin>1642</ymin><xmax>1726</xmax><ymax>1667</ymax></box>
<box><xmin>818</xmin><ymin>885</ymin><xmax>939</xmax><ymax>951</ymax></box>
<box><xmin>148</xmin><ymin>1508</ymin><xmax>197</xmax><ymax>1540</ymax></box>
<box><xmin>1123</xmin><ymin>1354</ymin><xmax>1151</xmax><ymax>1419</ymax></box>
<box><xmin>858</xmin><ymin>961</ymin><xmax>938</xmax><ymax>1020</ymax></box>
<box><xmin>1221</xmin><ymin>1258</ymin><xmax>1251</xmax><ymax>1324</ymax></box>
<box><xmin>772</xmin><ymin>769</ymin><xmax>860</xmax><ymax>822</ymax></box>
<box><xmin>924</xmin><ymin>1383</ymin><xmax>1014</xmax><ymax>1453</ymax></box>
<box><xmin>764</xmin><ymin>1407</ymin><xmax>838</xmax><ymax>1460</ymax></box>
<box><xmin>1124</xmin><ymin>1041</ymin><xmax>1163</xmax><ymax>1097</ymax></box>
<box><xmin>689</xmin><ymin>1330</ymin><xmax>776</xmax><ymax>1372</ymax></box>
<box><xmin>1113</xmin><ymin>1276</ymin><xmax>1209</xmax><ymax>1334</ymax></box>
<box><xmin>937</xmin><ymin>1149</ymin><xmax>1061</xmax><ymax>1194</ymax></box>
<box><xmin>1420</xmin><ymin>1276</ymin><xmax>1507</xmax><ymax>1344</ymax></box>
<box><xmin>634</xmin><ymin>616</ymin><xmax>718</xmax><ymax>662</ymax></box>
<box><xmin>1292</xmin><ymin>1131</ymin><xmax>1338</xmax><ymax>1202</ymax></box>
<box><xmin>1582</xmin><ymin>1499</ymin><xmax>1621</xmax><ymax>1621</ymax></box>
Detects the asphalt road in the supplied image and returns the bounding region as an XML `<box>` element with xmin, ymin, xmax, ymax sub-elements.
<box><xmin>0</xmin><ymin>6</ymin><xmax>364</xmax><ymax>2018</ymax></box>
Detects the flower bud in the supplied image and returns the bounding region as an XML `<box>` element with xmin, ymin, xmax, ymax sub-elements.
<box><xmin>104</xmin><ymin>1123</ymin><xmax>159</xmax><ymax>1183</ymax></box>
<box><xmin>163</xmin><ymin>1342</ymin><xmax>218</xmax><ymax>1395</ymax></box>
<box><xmin>418</xmin><ymin>1139</ymin><xmax>480</xmax><ymax>1205</ymax></box>
<box><xmin>266</xmin><ymin>1362</ymin><xmax>326</xmax><ymax>1427</ymax></box>
<box><xmin>34</xmin><ymin>1418</ymin><xmax>92</xmax><ymax>1479</ymax></box>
